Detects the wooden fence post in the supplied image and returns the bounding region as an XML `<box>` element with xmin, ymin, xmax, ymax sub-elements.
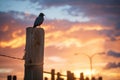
<box><xmin>98</xmin><ymin>76</ymin><xmax>102</xmax><ymax>80</ymax></box>
<box><xmin>85</xmin><ymin>77</ymin><xmax>89</xmax><ymax>80</ymax></box>
<box><xmin>67</xmin><ymin>71</ymin><xmax>71</xmax><ymax>80</ymax></box>
<box><xmin>24</xmin><ymin>27</ymin><xmax>44</xmax><ymax>80</ymax></box>
<box><xmin>80</xmin><ymin>72</ymin><xmax>84</xmax><ymax>80</ymax></box>
<box><xmin>71</xmin><ymin>73</ymin><xmax>75</xmax><ymax>80</ymax></box>
<box><xmin>57</xmin><ymin>72</ymin><xmax>61</xmax><ymax>80</ymax></box>
<box><xmin>13</xmin><ymin>75</ymin><xmax>17</xmax><ymax>80</ymax></box>
<box><xmin>7</xmin><ymin>75</ymin><xmax>12</xmax><ymax>80</ymax></box>
<box><xmin>44</xmin><ymin>77</ymin><xmax>48</xmax><ymax>80</ymax></box>
<box><xmin>91</xmin><ymin>77</ymin><xmax>96</xmax><ymax>80</ymax></box>
<box><xmin>67</xmin><ymin>71</ymin><xmax>75</xmax><ymax>80</ymax></box>
<box><xmin>51</xmin><ymin>69</ymin><xmax>55</xmax><ymax>80</ymax></box>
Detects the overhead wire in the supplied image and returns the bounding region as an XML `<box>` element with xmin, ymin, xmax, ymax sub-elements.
<box><xmin>0</xmin><ymin>54</ymin><xmax>23</xmax><ymax>60</ymax></box>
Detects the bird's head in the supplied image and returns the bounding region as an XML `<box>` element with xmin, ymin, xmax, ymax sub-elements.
<box><xmin>39</xmin><ymin>13</ymin><xmax>45</xmax><ymax>16</ymax></box>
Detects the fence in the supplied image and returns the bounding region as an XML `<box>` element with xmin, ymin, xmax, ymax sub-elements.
<box><xmin>44</xmin><ymin>69</ymin><xmax>102</xmax><ymax>80</ymax></box>
<box><xmin>7</xmin><ymin>75</ymin><xmax>17</xmax><ymax>80</ymax></box>
<box><xmin>7</xmin><ymin>69</ymin><xmax>102</xmax><ymax>80</ymax></box>
<box><xmin>43</xmin><ymin>69</ymin><xmax>102</xmax><ymax>80</ymax></box>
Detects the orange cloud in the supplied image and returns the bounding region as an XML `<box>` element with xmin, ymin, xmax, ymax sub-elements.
<box><xmin>44</xmin><ymin>23</ymin><xmax>107</xmax><ymax>50</ymax></box>
<box><xmin>0</xmin><ymin>34</ymin><xmax>25</xmax><ymax>48</ymax></box>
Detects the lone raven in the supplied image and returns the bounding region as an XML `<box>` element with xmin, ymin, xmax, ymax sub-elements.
<box><xmin>33</xmin><ymin>13</ymin><xmax>45</xmax><ymax>28</ymax></box>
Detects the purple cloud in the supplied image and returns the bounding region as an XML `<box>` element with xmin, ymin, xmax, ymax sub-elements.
<box><xmin>28</xmin><ymin>0</ymin><xmax>120</xmax><ymax>41</ymax></box>
<box><xmin>107</xmin><ymin>50</ymin><xmax>120</xmax><ymax>58</ymax></box>
<box><xmin>105</xmin><ymin>62</ymin><xmax>120</xmax><ymax>69</ymax></box>
<box><xmin>0</xmin><ymin>11</ymin><xmax>35</xmax><ymax>41</ymax></box>
<box><xmin>29</xmin><ymin>0</ymin><xmax>120</xmax><ymax>7</ymax></box>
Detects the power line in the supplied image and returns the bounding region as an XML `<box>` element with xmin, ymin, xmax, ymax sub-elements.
<box><xmin>0</xmin><ymin>54</ymin><xmax>23</xmax><ymax>60</ymax></box>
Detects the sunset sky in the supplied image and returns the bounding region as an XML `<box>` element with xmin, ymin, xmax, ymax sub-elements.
<box><xmin>0</xmin><ymin>0</ymin><xmax>120</xmax><ymax>80</ymax></box>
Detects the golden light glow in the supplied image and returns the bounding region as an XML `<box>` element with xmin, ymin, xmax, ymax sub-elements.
<box><xmin>83</xmin><ymin>25</ymin><xmax>106</xmax><ymax>31</ymax></box>
<box><xmin>67</xmin><ymin>26</ymin><xmax>81</xmax><ymax>33</ymax></box>
<box><xmin>0</xmin><ymin>35</ymin><xmax>25</xmax><ymax>48</ymax></box>
<box><xmin>42</xmin><ymin>25</ymin><xmax>55</xmax><ymax>31</ymax></box>
<box><xmin>12</xmin><ymin>30</ymin><xmax>23</xmax><ymax>38</ymax></box>
<box><xmin>73</xmin><ymin>69</ymin><xmax>96</xmax><ymax>78</ymax></box>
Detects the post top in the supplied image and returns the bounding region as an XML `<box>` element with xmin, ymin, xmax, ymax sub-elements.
<box><xmin>26</xmin><ymin>27</ymin><xmax>44</xmax><ymax>31</ymax></box>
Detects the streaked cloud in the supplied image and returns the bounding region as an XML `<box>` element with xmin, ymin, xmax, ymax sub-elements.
<box><xmin>107</xmin><ymin>50</ymin><xmax>120</xmax><ymax>58</ymax></box>
<box><xmin>0</xmin><ymin>35</ymin><xmax>25</xmax><ymax>48</ymax></box>
<box><xmin>105</xmin><ymin>62</ymin><xmax>120</xmax><ymax>69</ymax></box>
<box><xmin>47</xmin><ymin>56</ymin><xmax>66</xmax><ymax>62</ymax></box>
<box><xmin>0</xmin><ymin>68</ymin><xmax>13</xmax><ymax>73</ymax></box>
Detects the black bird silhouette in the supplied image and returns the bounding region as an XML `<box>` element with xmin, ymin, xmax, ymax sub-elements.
<box><xmin>33</xmin><ymin>13</ymin><xmax>45</xmax><ymax>28</ymax></box>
